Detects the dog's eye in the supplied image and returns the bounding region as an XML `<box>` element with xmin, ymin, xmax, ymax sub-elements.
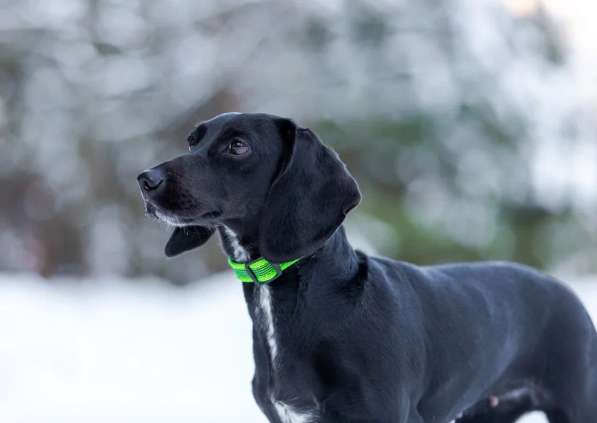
<box><xmin>227</xmin><ymin>139</ymin><xmax>251</xmax><ymax>156</ymax></box>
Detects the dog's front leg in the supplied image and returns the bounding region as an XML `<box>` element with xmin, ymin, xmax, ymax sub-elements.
<box><xmin>251</xmin><ymin>377</ymin><xmax>284</xmax><ymax>423</ymax></box>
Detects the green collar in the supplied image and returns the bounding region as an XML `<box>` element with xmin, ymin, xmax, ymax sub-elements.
<box><xmin>227</xmin><ymin>256</ymin><xmax>301</xmax><ymax>284</ymax></box>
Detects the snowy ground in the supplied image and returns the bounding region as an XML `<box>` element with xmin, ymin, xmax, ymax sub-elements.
<box><xmin>1</xmin><ymin>272</ymin><xmax>596</xmax><ymax>422</ymax></box>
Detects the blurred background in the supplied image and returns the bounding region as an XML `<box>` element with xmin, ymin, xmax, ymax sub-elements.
<box><xmin>0</xmin><ymin>0</ymin><xmax>595</xmax><ymax>421</ymax></box>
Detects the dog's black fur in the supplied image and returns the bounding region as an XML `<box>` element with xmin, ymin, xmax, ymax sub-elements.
<box><xmin>138</xmin><ymin>112</ymin><xmax>597</xmax><ymax>422</ymax></box>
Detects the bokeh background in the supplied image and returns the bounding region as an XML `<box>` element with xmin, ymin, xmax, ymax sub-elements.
<box><xmin>0</xmin><ymin>0</ymin><xmax>595</xmax><ymax>422</ymax></box>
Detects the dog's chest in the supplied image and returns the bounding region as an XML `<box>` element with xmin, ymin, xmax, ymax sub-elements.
<box><xmin>255</xmin><ymin>284</ymin><xmax>279</xmax><ymax>363</ymax></box>
<box><xmin>253</xmin><ymin>285</ymin><xmax>316</xmax><ymax>423</ymax></box>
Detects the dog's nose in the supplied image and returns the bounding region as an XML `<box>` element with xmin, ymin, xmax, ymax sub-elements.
<box><xmin>138</xmin><ymin>168</ymin><xmax>165</xmax><ymax>193</ymax></box>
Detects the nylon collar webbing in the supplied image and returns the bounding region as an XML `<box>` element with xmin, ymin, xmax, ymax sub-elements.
<box><xmin>227</xmin><ymin>257</ymin><xmax>301</xmax><ymax>284</ymax></box>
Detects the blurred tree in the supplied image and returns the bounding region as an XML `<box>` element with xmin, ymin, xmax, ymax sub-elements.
<box><xmin>0</xmin><ymin>0</ymin><xmax>594</xmax><ymax>282</ymax></box>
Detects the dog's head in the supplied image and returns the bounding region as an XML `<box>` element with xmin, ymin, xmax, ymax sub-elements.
<box><xmin>137</xmin><ymin>113</ymin><xmax>360</xmax><ymax>262</ymax></box>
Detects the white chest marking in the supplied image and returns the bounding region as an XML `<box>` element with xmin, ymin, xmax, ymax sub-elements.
<box><xmin>273</xmin><ymin>400</ymin><xmax>315</xmax><ymax>423</ymax></box>
<box><xmin>256</xmin><ymin>286</ymin><xmax>316</xmax><ymax>422</ymax></box>
<box><xmin>256</xmin><ymin>285</ymin><xmax>278</xmax><ymax>363</ymax></box>
<box><xmin>222</xmin><ymin>226</ymin><xmax>250</xmax><ymax>262</ymax></box>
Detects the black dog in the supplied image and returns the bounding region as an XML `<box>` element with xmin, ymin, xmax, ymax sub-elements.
<box><xmin>138</xmin><ymin>112</ymin><xmax>597</xmax><ymax>422</ymax></box>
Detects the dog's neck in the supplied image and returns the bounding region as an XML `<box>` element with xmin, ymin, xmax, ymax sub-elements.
<box><xmin>219</xmin><ymin>225</ymin><xmax>361</xmax><ymax>376</ymax></box>
<box><xmin>217</xmin><ymin>222</ymin><xmax>260</xmax><ymax>263</ymax></box>
<box><xmin>217</xmin><ymin>223</ymin><xmax>361</xmax><ymax>289</ymax></box>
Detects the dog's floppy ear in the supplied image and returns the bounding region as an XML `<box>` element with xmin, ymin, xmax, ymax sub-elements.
<box><xmin>165</xmin><ymin>226</ymin><xmax>214</xmax><ymax>257</ymax></box>
<box><xmin>259</xmin><ymin>119</ymin><xmax>361</xmax><ymax>263</ymax></box>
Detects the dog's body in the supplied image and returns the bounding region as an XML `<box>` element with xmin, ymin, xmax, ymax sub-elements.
<box><xmin>138</xmin><ymin>113</ymin><xmax>597</xmax><ymax>422</ymax></box>
<box><xmin>241</xmin><ymin>228</ymin><xmax>597</xmax><ymax>423</ymax></box>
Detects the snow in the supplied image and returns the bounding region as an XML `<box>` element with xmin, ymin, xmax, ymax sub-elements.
<box><xmin>1</xmin><ymin>272</ymin><xmax>595</xmax><ymax>422</ymax></box>
<box><xmin>0</xmin><ymin>272</ymin><xmax>257</xmax><ymax>423</ymax></box>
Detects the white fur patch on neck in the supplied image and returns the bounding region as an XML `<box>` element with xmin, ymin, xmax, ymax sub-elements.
<box><xmin>257</xmin><ymin>286</ymin><xmax>316</xmax><ymax>422</ymax></box>
<box><xmin>257</xmin><ymin>285</ymin><xmax>278</xmax><ymax>363</ymax></box>
<box><xmin>252</xmin><ymin>275</ymin><xmax>315</xmax><ymax>422</ymax></box>
<box><xmin>222</xmin><ymin>226</ymin><xmax>250</xmax><ymax>262</ymax></box>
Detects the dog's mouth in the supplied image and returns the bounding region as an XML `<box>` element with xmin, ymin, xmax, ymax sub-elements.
<box><xmin>144</xmin><ymin>202</ymin><xmax>221</xmax><ymax>227</ymax></box>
